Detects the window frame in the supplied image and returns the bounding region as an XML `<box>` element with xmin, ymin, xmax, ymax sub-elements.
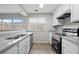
<box><xmin>13</xmin><ymin>18</ymin><xmax>23</xmax><ymax>24</ymax></box>
<box><xmin>29</xmin><ymin>18</ymin><xmax>46</xmax><ymax>24</ymax></box>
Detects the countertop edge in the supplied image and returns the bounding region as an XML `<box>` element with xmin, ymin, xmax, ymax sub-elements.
<box><xmin>0</xmin><ymin>32</ymin><xmax>33</xmax><ymax>53</ymax></box>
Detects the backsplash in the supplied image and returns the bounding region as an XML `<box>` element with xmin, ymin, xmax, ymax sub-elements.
<box><xmin>0</xmin><ymin>30</ymin><xmax>27</xmax><ymax>38</ymax></box>
<box><xmin>54</xmin><ymin>17</ymin><xmax>79</xmax><ymax>33</ymax></box>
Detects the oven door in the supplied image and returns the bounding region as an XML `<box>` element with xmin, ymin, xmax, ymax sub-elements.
<box><xmin>52</xmin><ymin>37</ymin><xmax>61</xmax><ymax>54</ymax></box>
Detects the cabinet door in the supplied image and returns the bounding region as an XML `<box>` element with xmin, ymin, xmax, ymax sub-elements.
<box><xmin>62</xmin><ymin>38</ymin><xmax>79</xmax><ymax>54</ymax></box>
<box><xmin>62</xmin><ymin>46</ymin><xmax>73</xmax><ymax>54</ymax></box>
<box><xmin>56</xmin><ymin>4</ymin><xmax>70</xmax><ymax>18</ymax></box>
<box><xmin>52</xmin><ymin>18</ymin><xmax>61</xmax><ymax>26</ymax></box>
<box><xmin>19</xmin><ymin>38</ymin><xmax>27</xmax><ymax>54</ymax></box>
<box><xmin>26</xmin><ymin>36</ymin><xmax>30</xmax><ymax>54</ymax></box>
<box><xmin>52</xmin><ymin>10</ymin><xmax>62</xmax><ymax>26</ymax></box>
<box><xmin>3</xmin><ymin>44</ymin><xmax>19</xmax><ymax>54</ymax></box>
<box><xmin>71</xmin><ymin>4</ymin><xmax>79</xmax><ymax>22</ymax></box>
<box><xmin>19</xmin><ymin>36</ymin><xmax>30</xmax><ymax>54</ymax></box>
<box><xmin>52</xmin><ymin>4</ymin><xmax>70</xmax><ymax>26</ymax></box>
<box><xmin>62</xmin><ymin>46</ymin><xmax>64</xmax><ymax>54</ymax></box>
<box><xmin>19</xmin><ymin>45</ymin><xmax>27</xmax><ymax>54</ymax></box>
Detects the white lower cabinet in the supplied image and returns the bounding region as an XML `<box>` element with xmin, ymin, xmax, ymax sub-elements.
<box><xmin>2</xmin><ymin>35</ymin><xmax>31</xmax><ymax>54</ymax></box>
<box><xmin>19</xmin><ymin>39</ymin><xmax>27</xmax><ymax>54</ymax></box>
<box><xmin>19</xmin><ymin>36</ymin><xmax>30</xmax><ymax>54</ymax></box>
<box><xmin>62</xmin><ymin>37</ymin><xmax>79</xmax><ymax>54</ymax></box>
<box><xmin>3</xmin><ymin>43</ymin><xmax>19</xmax><ymax>54</ymax></box>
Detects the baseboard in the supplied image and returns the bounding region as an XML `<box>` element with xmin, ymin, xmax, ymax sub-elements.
<box><xmin>33</xmin><ymin>41</ymin><xmax>50</xmax><ymax>44</ymax></box>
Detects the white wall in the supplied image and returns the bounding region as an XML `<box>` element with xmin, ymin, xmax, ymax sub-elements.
<box><xmin>28</xmin><ymin>13</ymin><xmax>53</xmax><ymax>31</ymax></box>
<box><xmin>28</xmin><ymin>13</ymin><xmax>52</xmax><ymax>43</ymax></box>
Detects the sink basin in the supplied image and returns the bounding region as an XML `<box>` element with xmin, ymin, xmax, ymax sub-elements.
<box><xmin>6</xmin><ymin>34</ymin><xmax>27</xmax><ymax>40</ymax></box>
<box><xmin>6</xmin><ymin>36</ymin><xmax>20</xmax><ymax>40</ymax></box>
<box><xmin>16</xmin><ymin>34</ymin><xmax>27</xmax><ymax>37</ymax></box>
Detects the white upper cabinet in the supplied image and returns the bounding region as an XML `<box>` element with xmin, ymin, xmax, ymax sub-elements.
<box><xmin>52</xmin><ymin>14</ymin><xmax>61</xmax><ymax>26</ymax></box>
<box><xmin>56</xmin><ymin>4</ymin><xmax>70</xmax><ymax>18</ymax></box>
<box><xmin>52</xmin><ymin>4</ymin><xmax>70</xmax><ymax>26</ymax></box>
<box><xmin>71</xmin><ymin>4</ymin><xmax>79</xmax><ymax>23</ymax></box>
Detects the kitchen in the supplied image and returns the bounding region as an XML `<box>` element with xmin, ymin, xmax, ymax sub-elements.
<box><xmin>0</xmin><ymin>4</ymin><xmax>79</xmax><ymax>54</ymax></box>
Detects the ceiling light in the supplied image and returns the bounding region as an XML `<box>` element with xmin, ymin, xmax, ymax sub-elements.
<box><xmin>39</xmin><ymin>4</ymin><xmax>44</xmax><ymax>8</ymax></box>
<box><xmin>34</xmin><ymin>9</ymin><xmax>38</xmax><ymax>11</ymax></box>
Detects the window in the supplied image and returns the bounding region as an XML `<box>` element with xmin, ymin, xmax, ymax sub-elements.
<box><xmin>0</xmin><ymin>19</ymin><xmax>2</xmax><ymax>30</ymax></box>
<box><xmin>0</xmin><ymin>19</ymin><xmax>2</xmax><ymax>24</ymax></box>
<box><xmin>29</xmin><ymin>18</ymin><xmax>46</xmax><ymax>24</ymax></box>
<box><xmin>13</xmin><ymin>19</ymin><xmax>24</xmax><ymax>30</ymax></box>
<box><xmin>3</xmin><ymin>19</ymin><xmax>12</xmax><ymax>24</ymax></box>
<box><xmin>28</xmin><ymin>18</ymin><xmax>46</xmax><ymax>32</ymax></box>
<box><xmin>13</xmin><ymin>19</ymin><xmax>23</xmax><ymax>24</ymax></box>
<box><xmin>0</xmin><ymin>18</ymin><xmax>24</xmax><ymax>30</ymax></box>
<box><xmin>2</xmin><ymin>19</ymin><xmax>12</xmax><ymax>30</ymax></box>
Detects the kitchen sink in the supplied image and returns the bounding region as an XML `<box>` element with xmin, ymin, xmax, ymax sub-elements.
<box><xmin>6</xmin><ymin>34</ymin><xmax>27</xmax><ymax>40</ymax></box>
<box><xmin>16</xmin><ymin>34</ymin><xmax>27</xmax><ymax>37</ymax></box>
<box><xmin>6</xmin><ymin>36</ymin><xmax>20</xmax><ymax>40</ymax></box>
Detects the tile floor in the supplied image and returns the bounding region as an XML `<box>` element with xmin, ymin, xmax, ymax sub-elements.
<box><xmin>29</xmin><ymin>43</ymin><xmax>55</xmax><ymax>54</ymax></box>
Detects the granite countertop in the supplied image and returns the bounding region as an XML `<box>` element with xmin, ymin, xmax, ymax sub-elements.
<box><xmin>0</xmin><ymin>32</ymin><xmax>33</xmax><ymax>53</ymax></box>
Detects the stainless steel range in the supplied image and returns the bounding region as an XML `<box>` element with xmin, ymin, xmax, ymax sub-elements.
<box><xmin>62</xmin><ymin>28</ymin><xmax>79</xmax><ymax>54</ymax></box>
<box><xmin>52</xmin><ymin>33</ymin><xmax>62</xmax><ymax>54</ymax></box>
<box><xmin>62</xmin><ymin>28</ymin><xmax>79</xmax><ymax>36</ymax></box>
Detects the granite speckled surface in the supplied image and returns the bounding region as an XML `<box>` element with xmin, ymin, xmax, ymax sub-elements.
<box><xmin>0</xmin><ymin>32</ymin><xmax>33</xmax><ymax>53</ymax></box>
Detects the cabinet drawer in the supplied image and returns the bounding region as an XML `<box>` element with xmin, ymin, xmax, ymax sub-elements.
<box><xmin>62</xmin><ymin>39</ymin><xmax>78</xmax><ymax>53</ymax></box>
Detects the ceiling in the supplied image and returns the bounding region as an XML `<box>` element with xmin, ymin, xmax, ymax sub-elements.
<box><xmin>0</xmin><ymin>4</ymin><xmax>59</xmax><ymax>16</ymax></box>
<box><xmin>21</xmin><ymin>4</ymin><xmax>59</xmax><ymax>13</ymax></box>
<box><xmin>0</xmin><ymin>4</ymin><xmax>19</xmax><ymax>13</ymax></box>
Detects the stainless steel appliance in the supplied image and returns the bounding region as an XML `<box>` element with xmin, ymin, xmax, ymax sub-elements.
<box><xmin>30</xmin><ymin>33</ymin><xmax>33</xmax><ymax>50</ymax></box>
<box><xmin>62</xmin><ymin>28</ymin><xmax>79</xmax><ymax>54</ymax></box>
<box><xmin>62</xmin><ymin>28</ymin><xmax>79</xmax><ymax>37</ymax></box>
<box><xmin>52</xmin><ymin>33</ymin><xmax>62</xmax><ymax>54</ymax></box>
